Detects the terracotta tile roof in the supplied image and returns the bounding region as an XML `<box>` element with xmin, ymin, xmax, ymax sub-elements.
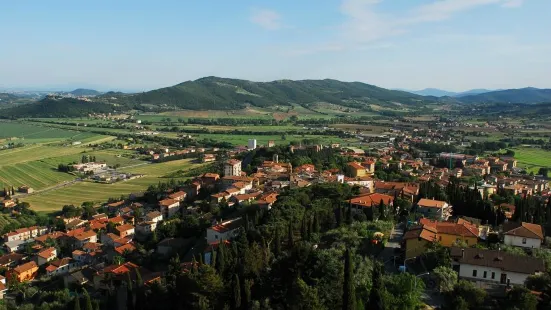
<box><xmin>38</xmin><ymin>247</ymin><xmax>56</xmax><ymax>259</ymax></box>
<box><xmin>503</xmin><ymin>222</ymin><xmax>544</xmax><ymax>240</ymax></box>
<box><xmin>146</xmin><ymin>211</ymin><xmax>162</xmax><ymax>220</ymax></box>
<box><xmin>348</xmin><ymin>193</ymin><xmax>394</xmax><ymax>208</ymax></box>
<box><xmin>65</xmin><ymin>227</ymin><xmax>86</xmax><ymax>237</ymax></box>
<box><xmin>169</xmin><ymin>191</ymin><xmax>186</xmax><ymax>199</ymax></box>
<box><xmin>403</xmin><ymin>226</ymin><xmax>437</xmax><ymax>242</ymax></box>
<box><xmin>450</xmin><ymin>247</ymin><xmax>545</xmax><ymax>274</ymax></box>
<box><xmin>0</xmin><ymin>253</ymin><xmax>24</xmax><ymax>266</ymax></box>
<box><xmin>347</xmin><ymin>162</ymin><xmax>365</xmax><ymax>170</ymax></box>
<box><xmin>108</xmin><ymin>216</ymin><xmax>125</xmax><ymax>224</ymax></box>
<box><xmin>116</xmin><ymin>224</ymin><xmax>135</xmax><ymax>233</ymax></box>
<box><xmin>210</xmin><ymin>218</ymin><xmax>243</xmax><ymax>233</ymax></box>
<box><xmin>159</xmin><ymin>198</ymin><xmax>178</xmax><ymax>207</ymax></box>
<box><xmin>115</xmin><ymin>243</ymin><xmax>136</xmax><ymax>255</ymax></box>
<box><xmin>14</xmin><ymin>261</ymin><xmax>38</xmax><ymax>274</ymax></box>
<box><xmin>226</xmin><ymin>159</ymin><xmax>241</xmax><ymax>166</ymax></box>
<box><xmin>73</xmin><ymin>230</ymin><xmax>97</xmax><ymax>241</ymax></box>
<box><xmin>83</xmin><ymin>242</ymin><xmax>102</xmax><ymax>251</ymax></box>
<box><xmin>417</xmin><ymin>198</ymin><xmax>447</xmax><ymax>209</ymax></box>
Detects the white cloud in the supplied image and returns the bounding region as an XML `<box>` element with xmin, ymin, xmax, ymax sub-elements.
<box><xmin>250</xmin><ymin>9</ymin><xmax>283</xmax><ymax>30</ymax></box>
<box><xmin>501</xmin><ymin>0</ymin><xmax>524</xmax><ymax>8</ymax></box>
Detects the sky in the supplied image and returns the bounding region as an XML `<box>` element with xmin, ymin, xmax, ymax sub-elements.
<box><xmin>1</xmin><ymin>0</ymin><xmax>550</xmax><ymax>92</ymax></box>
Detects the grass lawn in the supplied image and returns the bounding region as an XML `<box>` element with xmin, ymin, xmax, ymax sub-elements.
<box><xmin>23</xmin><ymin>159</ymin><xmax>201</xmax><ymax>212</ymax></box>
<box><xmin>512</xmin><ymin>147</ymin><xmax>551</xmax><ymax>173</ymax></box>
<box><xmin>0</xmin><ymin>121</ymin><xmax>98</xmax><ymax>144</ymax></box>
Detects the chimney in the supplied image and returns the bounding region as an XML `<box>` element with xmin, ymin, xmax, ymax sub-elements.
<box><xmin>461</xmin><ymin>248</ymin><xmax>465</xmax><ymax>258</ymax></box>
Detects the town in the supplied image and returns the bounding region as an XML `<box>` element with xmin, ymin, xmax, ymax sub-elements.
<box><xmin>0</xmin><ymin>126</ymin><xmax>550</xmax><ymax>309</ymax></box>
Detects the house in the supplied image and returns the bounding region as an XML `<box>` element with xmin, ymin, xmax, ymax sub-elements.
<box><xmin>257</xmin><ymin>192</ymin><xmax>279</xmax><ymax>210</ymax></box>
<box><xmin>159</xmin><ymin>198</ymin><xmax>180</xmax><ymax>218</ymax></box>
<box><xmin>0</xmin><ymin>253</ymin><xmax>24</xmax><ymax>268</ymax></box>
<box><xmin>416</xmin><ymin>198</ymin><xmax>451</xmax><ymax>220</ymax></box>
<box><xmin>18</xmin><ymin>186</ymin><xmax>34</xmax><ymax>194</ymax></box>
<box><xmin>402</xmin><ymin>219</ymin><xmax>479</xmax><ymax>259</ymax></box>
<box><xmin>168</xmin><ymin>191</ymin><xmax>187</xmax><ymax>202</ymax></box>
<box><xmin>0</xmin><ymin>199</ymin><xmax>16</xmax><ymax>209</ymax></box>
<box><xmin>145</xmin><ymin>211</ymin><xmax>163</xmax><ymax>223</ymax></box>
<box><xmin>108</xmin><ymin>215</ymin><xmax>125</xmax><ymax>226</ymax></box>
<box><xmin>202</xmin><ymin>154</ymin><xmax>216</xmax><ymax>163</ymax></box>
<box><xmin>0</xmin><ymin>275</ymin><xmax>7</xmax><ymax>299</ymax></box>
<box><xmin>402</xmin><ymin>225</ymin><xmax>437</xmax><ymax>259</ymax></box>
<box><xmin>114</xmin><ymin>243</ymin><xmax>136</xmax><ymax>256</ymax></box>
<box><xmin>93</xmin><ymin>262</ymin><xmax>161</xmax><ymax>289</ymax></box>
<box><xmin>206</xmin><ymin>218</ymin><xmax>244</xmax><ymax>243</ymax></box>
<box><xmin>37</xmin><ymin>247</ymin><xmax>57</xmax><ymax>266</ymax></box>
<box><xmin>3</xmin><ymin>226</ymin><xmax>48</xmax><ymax>242</ymax></box>
<box><xmin>157</xmin><ymin>237</ymin><xmax>193</xmax><ymax>257</ymax></box>
<box><xmin>347</xmin><ymin>162</ymin><xmax>367</xmax><ymax>178</ymax></box>
<box><xmin>136</xmin><ymin>222</ymin><xmax>158</xmax><ymax>235</ymax></box>
<box><xmin>8</xmin><ymin>261</ymin><xmax>39</xmax><ymax>282</ymax></box>
<box><xmin>450</xmin><ymin>247</ymin><xmax>545</xmax><ymax>286</ymax></box>
<box><xmin>45</xmin><ymin>258</ymin><xmax>77</xmax><ymax>277</ymax></box>
<box><xmin>224</xmin><ymin>159</ymin><xmax>242</xmax><ymax>177</ymax></box>
<box><xmin>115</xmin><ymin>224</ymin><xmax>135</xmax><ymax>238</ymax></box>
<box><xmin>71</xmin><ymin>230</ymin><xmax>98</xmax><ymax>248</ymax></box>
<box><xmin>502</xmin><ymin>222</ymin><xmax>544</xmax><ymax>249</ymax></box>
<box><xmin>348</xmin><ymin>193</ymin><xmax>394</xmax><ymax>212</ymax></box>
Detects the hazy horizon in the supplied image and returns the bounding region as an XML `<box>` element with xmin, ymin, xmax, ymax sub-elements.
<box><xmin>1</xmin><ymin>0</ymin><xmax>550</xmax><ymax>92</ymax></box>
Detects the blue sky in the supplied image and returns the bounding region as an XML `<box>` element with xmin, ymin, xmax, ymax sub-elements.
<box><xmin>1</xmin><ymin>0</ymin><xmax>550</xmax><ymax>92</ymax></box>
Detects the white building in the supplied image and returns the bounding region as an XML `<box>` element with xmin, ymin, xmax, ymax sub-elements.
<box><xmin>206</xmin><ymin>218</ymin><xmax>244</xmax><ymax>243</ymax></box>
<box><xmin>224</xmin><ymin>159</ymin><xmax>242</xmax><ymax>177</ymax></box>
<box><xmin>416</xmin><ymin>198</ymin><xmax>451</xmax><ymax>220</ymax></box>
<box><xmin>502</xmin><ymin>222</ymin><xmax>544</xmax><ymax>249</ymax></box>
<box><xmin>247</xmin><ymin>139</ymin><xmax>257</xmax><ymax>150</ymax></box>
<box><xmin>451</xmin><ymin>247</ymin><xmax>545</xmax><ymax>286</ymax></box>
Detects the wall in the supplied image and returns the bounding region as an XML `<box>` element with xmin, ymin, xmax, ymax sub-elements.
<box><xmin>458</xmin><ymin>263</ymin><xmax>534</xmax><ymax>285</ymax></box>
<box><xmin>405</xmin><ymin>238</ymin><xmax>429</xmax><ymax>259</ymax></box>
<box><xmin>504</xmin><ymin>235</ymin><xmax>541</xmax><ymax>249</ymax></box>
<box><xmin>438</xmin><ymin>234</ymin><xmax>478</xmax><ymax>248</ymax></box>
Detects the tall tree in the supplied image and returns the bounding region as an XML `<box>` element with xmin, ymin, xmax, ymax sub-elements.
<box><xmin>232</xmin><ymin>274</ymin><xmax>241</xmax><ymax>309</ymax></box>
<box><xmin>287</xmin><ymin>222</ymin><xmax>294</xmax><ymax>249</ymax></box>
<box><xmin>368</xmin><ymin>263</ymin><xmax>385</xmax><ymax>310</ymax></box>
<box><xmin>74</xmin><ymin>296</ymin><xmax>81</xmax><ymax>310</ymax></box>
<box><xmin>274</xmin><ymin>228</ymin><xmax>282</xmax><ymax>257</ymax></box>
<box><xmin>83</xmin><ymin>288</ymin><xmax>93</xmax><ymax>310</ymax></box>
<box><xmin>343</xmin><ymin>248</ymin><xmax>356</xmax><ymax>310</ymax></box>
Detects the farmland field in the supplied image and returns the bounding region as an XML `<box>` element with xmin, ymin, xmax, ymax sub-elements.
<box><xmin>0</xmin><ymin>160</ymin><xmax>74</xmax><ymax>190</ymax></box>
<box><xmin>22</xmin><ymin>159</ymin><xmax>201</xmax><ymax>211</ymax></box>
<box><xmin>0</xmin><ymin>121</ymin><xmax>98</xmax><ymax>144</ymax></box>
<box><xmin>512</xmin><ymin>147</ymin><xmax>551</xmax><ymax>174</ymax></box>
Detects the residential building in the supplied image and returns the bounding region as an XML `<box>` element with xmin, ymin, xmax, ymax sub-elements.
<box><xmin>8</xmin><ymin>261</ymin><xmax>38</xmax><ymax>282</ymax></box>
<box><xmin>168</xmin><ymin>191</ymin><xmax>186</xmax><ymax>201</ymax></box>
<box><xmin>0</xmin><ymin>275</ymin><xmax>6</xmax><ymax>299</ymax></box>
<box><xmin>0</xmin><ymin>199</ymin><xmax>16</xmax><ymax>208</ymax></box>
<box><xmin>347</xmin><ymin>162</ymin><xmax>367</xmax><ymax>178</ymax></box>
<box><xmin>3</xmin><ymin>226</ymin><xmax>48</xmax><ymax>242</ymax></box>
<box><xmin>46</xmin><ymin>258</ymin><xmax>77</xmax><ymax>277</ymax></box>
<box><xmin>206</xmin><ymin>218</ymin><xmax>244</xmax><ymax>243</ymax></box>
<box><xmin>136</xmin><ymin>221</ymin><xmax>158</xmax><ymax>235</ymax></box>
<box><xmin>503</xmin><ymin>222</ymin><xmax>544</xmax><ymax>249</ymax></box>
<box><xmin>159</xmin><ymin>198</ymin><xmax>180</xmax><ymax>218</ymax></box>
<box><xmin>224</xmin><ymin>159</ymin><xmax>242</xmax><ymax>177</ymax></box>
<box><xmin>37</xmin><ymin>247</ymin><xmax>57</xmax><ymax>266</ymax></box>
<box><xmin>0</xmin><ymin>253</ymin><xmax>24</xmax><ymax>268</ymax></box>
<box><xmin>450</xmin><ymin>247</ymin><xmax>545</xmax><ymax>285</ymax></box>
<box><xmin>71</xmin><ymin>230</ymin><xmax>98</xmax><ymax>248</ymax></box>
<box><xmin>416</xmin><ymin>198</ymin><xmax>451</xmax><ymax>220</ymax></box>
<box><xmin>145</xmin><ymin>211</ymin><xmax>163</xmax><ymax>223</ymax></box>
<box><xmin>115</xmin><ymin>224</ymin><xmax>135</xmax><ymax>238</ymax></box>
<box><xmin>348</xmin><ymin>193</ymin><xmax>394</xmax><ymax>212</ymax></box>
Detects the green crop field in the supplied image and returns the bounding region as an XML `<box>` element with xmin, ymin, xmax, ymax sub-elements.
<box><xmin>0</xmin><ymin>145</ymin><xmax>91</xmax><ymax>166</ymax></box>
<box><xmin>0</xmin><ymin>213</ymin><xmax>39</xmax><ymax>233</ymax></box>
<box><xmin>0</xmin><ymin>160</ymin><xmax>74</xmax><ymax>190</ymax></box>
<box><xmin>512</xmin><ymin>147</ymin><xmax>551</xmax><ymax>173</ymax></box>
<box><xmin>0</xmin><ymin>121</ymin><xmax>99</xmax><ymax>144</ymax></box>
<box><xmin>190</xmin><ymin>133</ymin><xmax>356</xmax><ymax>147</ymax></box>
<box><xmin>41</xmin><ymin>149</ymin><xmax>145</xmax><ymax>168</ymax></box>
<box><xmin>22</xmin><ymin>159</ymin><xmax>201</xmax><ymax>211</ymax></box>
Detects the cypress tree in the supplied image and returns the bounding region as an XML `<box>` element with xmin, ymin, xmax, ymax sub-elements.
<box><xmin>74</xmin><ymin>296</ymin><xmax>81</xmax><ymax>310</ymax></box>
<box><xmin>343</xmin><ymin>249</ymin><xmax>356</xmax><ymax>310</ymax></box>
<box><xmin>233</xmin><ymin>274</ymin><xmax>241</xmax><ymax>309</ymax></box>
<box><xmin>312</xmin><ymin>213</ymin><xmax>320</xmax><ymax>233</ymax></box>
<box><xmin>243</xmin><ymin>279</ymin><xmax>252</xmax><ymax>309</ymax></box>
<box><xmin>216</xmin><ymin>241</ymin><xmax>226</xmax><ymax>275</ymax></box>
<box><xmin>346</xmin><ymin>205</ymin><xmax>353</xmax><ymax>225</ymax></box>
<box><xmin>83</xmin><ymin>288</ymin><xmax>93</xmax><ymax>310</ymax></box>
<box><xmin>274</xmin><ymin>228</ymin><xmax>282</xmax><ymax>257</ymax></box>
<box><xmin>368</xmin><ymin>264</ymin><xmax>385</xmax><ymax>310</ymax></box>
<box><xmin>300</xmin><ymin>215</ymin><xmax>307</xmax><ymax>240</ymax></box>
<box><xmin>337</xmin><ymin>207</ymin><xmax>344</xmax><ymax>226</ymax></box>
<box><xmin>287</xmin><ymin>222</ymin><xmax>294</xmax><ymax>249</ymax></box>
<box><xmin>378</xmin><ymin>200</ymin><xmax>386</xmax><ymax>220</ymax></box>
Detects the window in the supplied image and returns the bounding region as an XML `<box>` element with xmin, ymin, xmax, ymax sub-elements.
<box><xmin>522</xmin><ymin>238</ymin><xmax>527</xmax><ymax>244</ymax></box>
<box><xmin>492</xmin><ymin>272</ymin><xmax>495</xmax><ymax>279</ymax></box>
<box><xmin>483</xmin><ymin>271</ymin><xmax>487</xmax><ymax>278</ymax></box>
<box><xmin>215</xmin><ymin>235</ymin><xmax>218</xmax><ymax>239</ymax></box>
<box><xmin>472</xmin><ymin>270</ymin><xmax>477</xmax><ymax>277</ymax></box>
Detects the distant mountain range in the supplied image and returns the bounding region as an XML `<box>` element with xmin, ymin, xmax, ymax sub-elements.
<box><xmin>405</xmin><ymin>88</ymin><xmax>498</xmax><ymax>97</ymax></box>
<box><xmin>2</xmin><ymin>77</ymin><xmax>551</xmax><ymax>117</ymax></box>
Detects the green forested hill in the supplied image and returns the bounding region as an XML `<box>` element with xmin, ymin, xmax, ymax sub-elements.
<box><xmin>102</xmin><ymin>76</ymin><xmax>436</xmax><ymax>110</ymax></box>
<box><xmin>460</xmin><ymin>87</ymin><xmax>551</xmax><ymax>104</ymax></box>
<box><xmin>1</xmin><ymin>96</ymin><xmax>118</xmax><ymax>118</ymax></box>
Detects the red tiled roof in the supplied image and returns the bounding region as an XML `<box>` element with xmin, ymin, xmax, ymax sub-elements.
<box><xmin>348</xmin><ymin>193</ymin><xmax>394</xmax><ymax>208</ymax></box>
<box><xmin>115</xmin><ymin>243</ymin><xmax>136</xmax><ymax>255</ymax></box>
<box><xmin>159</xmin><ymin>198</ymin><xmax>178</xmax><ymax>207</ymax></box>
<box><xmin>417</xmin><ymin>198</ymin><xmax>447</xmax><ymax>209</ymax></box>
<box><xmin>116</xmin><ymin>224</ymin><xmax>135</xmax><ymax>233</ymax></box>
<box><xmin>14</xmin><ymin>261</ymin><xmax>38</xmax><ymax>274</ymax></box>
<box><xmin>503</xmin><ymin>222</ymin><xmax>544</xmax><ymax>240</ymax></box>
<box><xmin>38</xmin><ymin>247</ymin><xmax>56</xmax><ymax>259</ymax></box>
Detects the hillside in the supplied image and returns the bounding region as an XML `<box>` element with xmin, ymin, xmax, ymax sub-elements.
<box><xmin>0</xmin><ymin>96</ymin><xmax>118</xmax><ymax>118</ymax></box>
<box><xmin>102</xmin><ymin>76</ymin><xmax>436</xmax><ymax>110</ymax></box>
<box><xmin>70</xmin><ymin>88</ymin><xmax>102</xmax><ymax>96</ymax></box>
<box><xmin>460</xmin><ymin>87</ymin><xmax>551</xmax><ymax>104</ymax></box>
<box><xmin>407</xmin><ymin>88</ymin><xmax>495</xmax><ymax>97</ymax></box>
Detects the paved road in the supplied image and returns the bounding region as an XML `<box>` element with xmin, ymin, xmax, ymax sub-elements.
<box><xmin>379</xmin><ymin>221</ymin><xmax>404</xmax><ymax>272</ymax></box>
